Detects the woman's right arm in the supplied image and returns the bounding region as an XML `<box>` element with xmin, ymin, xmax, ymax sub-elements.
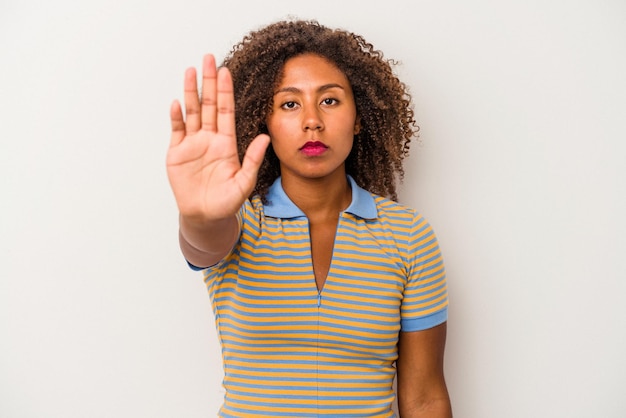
<box><xmin>167</xmin><ymin>54</ymin><xmax>270</xmax><ymax>267</ymax></box>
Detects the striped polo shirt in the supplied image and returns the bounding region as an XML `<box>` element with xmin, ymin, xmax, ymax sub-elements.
<box><xmin>203</xmin><ymin>176</ymin><xmax>448</xmax><ymax>417</ymax></box>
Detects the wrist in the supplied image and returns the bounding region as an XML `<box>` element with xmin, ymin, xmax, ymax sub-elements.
<box><xmin>178</xmin><ymin>213</ymin><xmax>240</xmax><ymax>267</ymax></box>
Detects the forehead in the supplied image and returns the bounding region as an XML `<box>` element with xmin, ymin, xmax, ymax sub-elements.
<box><xmin>275</xmin><ymin>53</ymin><xmax>351</xmax><ymax>89</ymax></box>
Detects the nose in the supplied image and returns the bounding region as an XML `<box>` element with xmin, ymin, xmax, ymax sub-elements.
<box><xmin>302</xmin><ymin>106</ymin><xmax>324</xmax><ymax>131</ymax></box>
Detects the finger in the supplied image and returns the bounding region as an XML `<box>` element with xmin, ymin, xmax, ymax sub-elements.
<box><xmin>216</xmin><ymin>67</ymin><xmax>237</xmax><ymax>137</ymax></box>
<box><xmin>183</xmin><ymin>67</ymin><xmax>201</xmax><ymax>134</ymax></box>
<box><xmin>201</xmin><ymin>54</ymin><xmax>218</xmax><ymax>132</ymax></box>
<box><xmin>237</xmin><ymin>134</ymin><xmax>270</xmax><ymax>185</ymax></box>
<box><xmin>170</xmin><ymin>100</ymin><xmax>185</xmax><ymax>147</ymax></box>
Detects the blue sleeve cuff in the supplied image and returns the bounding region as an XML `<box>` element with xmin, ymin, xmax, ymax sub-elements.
<box><xmin>186</xmin><ymin>261</ymin><xmax>208</xmax><ymax>271</ymax></box>
<box><xmin>400</xmin><ymin>308</ymin><xmax>448</xmax><ymax>332</ymax></box>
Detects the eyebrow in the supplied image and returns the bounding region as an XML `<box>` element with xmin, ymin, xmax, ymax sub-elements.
<box><xmin>274</xmin><ymin>83</ymin><xmax>346</xmax><ymax>94</ymax></box>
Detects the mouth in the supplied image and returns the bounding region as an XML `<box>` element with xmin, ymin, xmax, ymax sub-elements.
<box><xmin>300</xmin><ymin>141</ymin><xmax>328</xmax><ymax>157</ymax></box>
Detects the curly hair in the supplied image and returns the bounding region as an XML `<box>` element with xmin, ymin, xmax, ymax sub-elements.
<box><xmin>222</xmin><ymin>19</ymin><xmax>418</xmax><ymax>202</ymax></box>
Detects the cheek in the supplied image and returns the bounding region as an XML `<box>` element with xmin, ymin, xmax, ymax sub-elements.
<box><xmin>266</xmin><ymin>116</ymin><xmax>293</xmax><ymax>139</ymax></box>
<box><xmin>265</xmin><ymin>116</ymin><xmax>277</xmax><ymax>137</ymax></box>
<box><xmin>266</xmin><ymin>120</ymin><xmax>288</xmax><ymax>158</ymax></box>
<box><xmin>335</xmin><ymin>119</ymin><xmax>358</xmax><ymax>144</ymax></box>
<box><xmin>345</xmin><ymin>137</ymin><xmax>355</xmax><ymax>154</ymax></box>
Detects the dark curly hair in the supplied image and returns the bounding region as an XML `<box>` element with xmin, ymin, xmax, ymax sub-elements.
<box><xmin>222</xmin><ymin>19</ymin><xmax>418</xmax><ymax>202</ymax></box>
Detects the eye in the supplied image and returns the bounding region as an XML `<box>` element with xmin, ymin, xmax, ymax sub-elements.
<box><xmin>280</xmin><ymin>101</ymin><xmax>299</xmax><ymax>110</ymax></box>
<box><xmin>321</xmin><ymin>98</ymin><xmax>338</xmax><ymax>106</ymax></box>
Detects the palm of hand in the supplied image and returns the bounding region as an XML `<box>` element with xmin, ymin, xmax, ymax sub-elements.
<box><xmin>167</xmin><ymin>54</ymin><xmax>269</xmax><ymax>222</ymax></box>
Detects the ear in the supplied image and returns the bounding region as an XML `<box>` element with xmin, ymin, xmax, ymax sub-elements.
<box><xmin>354</xmin><ymin>117</ymin><xmax>361</xmax><ymax>135</ymax></box>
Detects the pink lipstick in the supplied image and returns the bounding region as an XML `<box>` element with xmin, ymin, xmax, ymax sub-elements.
<box><xmin>300</xmin><ymin>141</ymin><xmax>328</xmax><ymax>157</ymax></box>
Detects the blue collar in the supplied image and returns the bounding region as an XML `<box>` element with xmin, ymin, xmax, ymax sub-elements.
<box><xmin>264</xmin><ymin>175</ymin><xmax>378</xmax><ymax>220</ymax></box>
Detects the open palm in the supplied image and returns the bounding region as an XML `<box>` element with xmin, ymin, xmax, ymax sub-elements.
<box><xmin>167</xmin><ymin>54</ymin><xmax>269</xmax><ymax>222</ymax></box>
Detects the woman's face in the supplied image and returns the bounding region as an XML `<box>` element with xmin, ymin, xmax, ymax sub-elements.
<box><xmin>266</xmin><ymin>53</ymin><xmax>360</xmax><ymax>182</ymax></box>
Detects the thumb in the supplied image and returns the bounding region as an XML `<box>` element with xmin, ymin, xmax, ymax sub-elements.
<box><xmin>237</xmin><ymin>134</ymin><xmax>271</xmax><ymax>185</ymax></box>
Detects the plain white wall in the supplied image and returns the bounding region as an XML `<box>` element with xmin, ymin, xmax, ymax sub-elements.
<box><xmin>1</xmin><ymin>0</ymin><xmax>625</xmax><ymax>417</ymax></box>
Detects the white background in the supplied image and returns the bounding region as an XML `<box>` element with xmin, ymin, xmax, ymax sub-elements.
<box><xmin>1</xmin><ymin>0</ymin><xmax>625</xmax><ymax>417</ymax></box>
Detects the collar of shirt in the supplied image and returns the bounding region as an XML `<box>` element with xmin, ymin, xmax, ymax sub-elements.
<box><xmin>264</xmin><ymin>175</ymin><xmax>378</xmax><ymax>220</ymax></box>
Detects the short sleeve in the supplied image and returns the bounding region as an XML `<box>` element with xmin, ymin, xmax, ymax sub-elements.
<box><xmin>400</xmin><ymin>214</ymin><xmax>449</xmax><ymax>332</ymax></box>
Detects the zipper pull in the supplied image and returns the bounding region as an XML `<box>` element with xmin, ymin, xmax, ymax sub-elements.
<box><xmin>317</xmin><ymin>292</ymin><xmax>322</xmax><ymax>307</ymax></box>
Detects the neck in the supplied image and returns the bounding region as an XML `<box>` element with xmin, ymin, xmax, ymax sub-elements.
<box><xmin>281</xmin><ymin>172</ymin><xmax>352</xmax><ymax>222</ymax></box>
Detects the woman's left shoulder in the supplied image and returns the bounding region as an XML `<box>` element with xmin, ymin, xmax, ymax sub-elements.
<box><xmin>371</xmin><ymin>194</ymin><xmax>422</xmax><ymax>219</ymax></box>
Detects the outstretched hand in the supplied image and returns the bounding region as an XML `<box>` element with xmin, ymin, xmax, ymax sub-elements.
<box><xmin>167</xmin><ymin>54</ymin><xmax>270</xmax><ymax>223</ymax></box>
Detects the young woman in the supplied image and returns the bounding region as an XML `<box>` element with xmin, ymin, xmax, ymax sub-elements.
<box><xmin>167</xmin><ymin>20</ymin><xmax>451</xmax><ymax>418</ymax></box>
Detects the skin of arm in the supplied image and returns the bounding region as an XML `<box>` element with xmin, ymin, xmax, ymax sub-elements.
<box><xmin>396</xmin><ymin>322</ymin><xmax>452</xmax><ymax>418</ymax></box>
<box><xmin>178</xmin><ymin>214</ymin><xmax>240</xmax><ymax>268</ymax></box>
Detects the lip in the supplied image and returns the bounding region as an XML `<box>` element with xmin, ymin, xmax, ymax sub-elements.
<box><xmin>300</xmin><ymin>141</ymin><xmax>328</xmax><ymax>157</ymax></box>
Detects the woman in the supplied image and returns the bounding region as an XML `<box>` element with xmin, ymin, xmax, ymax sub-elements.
<box><xmin>167</xmin><ymin>20</ymin><xmax>451</xmax><ymax>417</ymax></box>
